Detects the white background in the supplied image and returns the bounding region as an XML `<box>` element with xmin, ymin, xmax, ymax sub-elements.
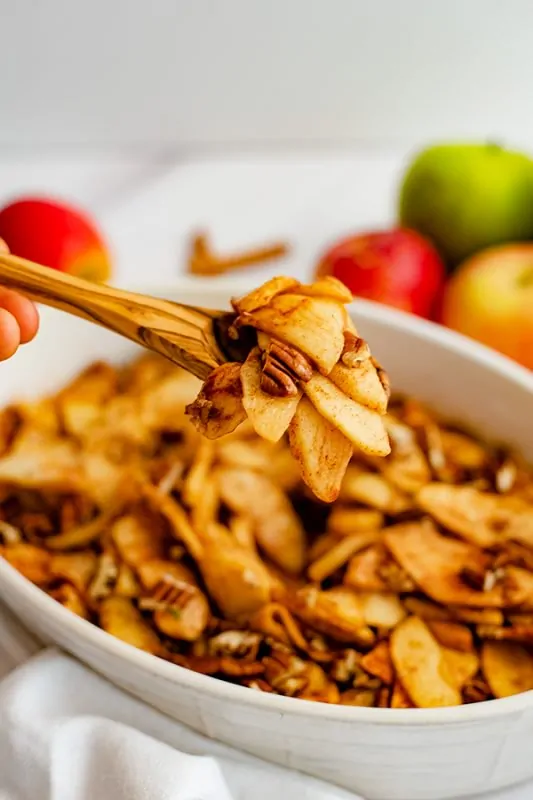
<box><xmin>1</xmin><ymin>0</ymin><xmax>533</xmax><ymax>152</ymax></box>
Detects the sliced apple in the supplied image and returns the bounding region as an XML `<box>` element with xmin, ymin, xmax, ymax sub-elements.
<box><xmin>329</xmin><ymin>360</ymin><xmax>388</xmax><ymax>414</ymax></box>
<box><xmin>217</xmin><ymin>466</ymin><xmax>306</xmax><ymax>574</ymax></box>
<box><xmin>339</xmin><ymin>466</ymin><xmax>412</xmax><ymax>513</ymax></box>
<box><xmin>391</xmin><ymin>616</ymin><xmax>462</xmax><ymax>707</ymax></box>
<box><xmin>288</xmin><ymin>396</ymin><xmax>352</xmax><ymax>502</ymax></box>
<box><xmin>245</xmin><ymin>294</ymin><xmax>346</xmax><ymax>375</ymax></box>
<box><xmin>295</xmin><ymin>276</ymin><xmax>353</xmax><ymax>303</ymax></box>
<box><xmin>198</xmin><ymin>524</ymin><xmax>275</xmax><ymax>619</ymax></box>
<box><xmin>383</xmin><ymin>521</ymin><xmax>506</xmax><ymax>608</ymax></box>
<box><xmin>426</xmin><ymin>620</ymin><xmax>474</xmax><ymax>652</ymax></box>
<box><xmin>303</xmin><ymin>373</ymin><xmax>390</xmax><ymax>456</ymax></box>
<box><xmin>417</xmin><ymin>484</ymin><xmax>501</xmax><ymax>548</ymax></box>
<box><xmin>440</xmin><ymin>647</ymin><xmax>479</xmax><ymax>690</ymax></box>
<box><xmin>0</xmin><ymin>429</ymin><xmax>84</xmax><ymax>495</ymax></box>
<box><xmin>482</xmin><ymin>640</ymin><xmax>533</xmax><ymax>698</ymax></box>
<box><xmin>289</xmin><ymin>585</ymin><xmax>374</xmax><ymax>646</ymax></box>
<box><xmin>232</xmin><ymin>276</ymin><xmax>300</xmax><ymax>313</ymax></box>
<box><xmin>185</xmin><ymin>362</ymin><xmax>246</xmax><ymax>439</ymax></box>
<box><xmin>240</xmin><ymin>347</ymin><xmax>300</xmax><ymax>442</ymax></box>
<box><xmin>99</xmin><ymin>597</ymin><xmax>162</xmax><ymax>655</ymax></box>
<box><xmin>359</xmin><ymin>591</ymin><xmax>406</xmax><ymax>628</ymax></box>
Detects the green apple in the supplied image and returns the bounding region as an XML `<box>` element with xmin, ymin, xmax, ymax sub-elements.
<box><xmin>398</xmin><ymin>143</ymin><xmax>533</xmax><ymax>267</ymax></box>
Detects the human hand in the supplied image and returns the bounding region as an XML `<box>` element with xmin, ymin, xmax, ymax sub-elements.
<box><xmin>0</xmin><ymin>238</ymin><xmax>39</xmax><ymax>360</ymax></box>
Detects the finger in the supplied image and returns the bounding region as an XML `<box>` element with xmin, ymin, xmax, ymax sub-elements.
<box><xmin>0</xmin><ymin>289</ymin><xmax>39</xmax><ymax>344</ymax></box>
<box><xmin>0</xmin><ymin>308</ymin><xmax>21</xmax><ymax>361</ymax></box>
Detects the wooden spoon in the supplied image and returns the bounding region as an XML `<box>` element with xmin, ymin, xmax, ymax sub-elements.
<box><xmin>0</xmin><ymin>253</ymin><xmax>251</xmax><ymax>379</ymax></box>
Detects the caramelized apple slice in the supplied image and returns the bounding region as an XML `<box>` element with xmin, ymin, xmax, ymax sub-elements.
<box><xmin>391</xmin><ymin>616</ymin><xmax>461</xmax><ymax>707</ymax></box>
<box><xmin>383</xmin><ymin>521</ymin><xmax>506</xmax><ymax>607</ymax></box>
<box><xmin>232</xmin><ymin>276</ymin><xmax>300</xmax><ymax>314</ymax></box>
<box><xmin>186</xmin><ymin>362</ymin><xmax>246</xmax><ymax>439</ymax></box>
<box><xmin>295</xmin><ymin>276</ymin><xmax>353</xmax><ymax>303</ymax></box>
<box><xmin>303</xmin><ymin>374</ymin><xmax>390</xmax><ymax>456</ymax></box>
<box><xmin>440</xmin><ymin>647</ymin><xmax>479</xmax><ymax>690</ymax></box>
<box><xmin>329</xmin><ymin>360</ymin><xmax>388</xmax><ymax>414</ymax></box>
<box><xmin>244</xmin><ymin>293</ymin><xmax>346</xmax><ymax>375</ymax></box>
<box><xmin>482</xmin><ymin>640</ymin><xmax>533</xmax><ymax>698</ymax></box>
<box><xmin>218</xmin><ymin>467</ymin><xmax>306</xmax><ymax>574</ymax></box>
<box><xmin>198</xmin><ymin>523</ymin><xmax>275</xmax><ymax>619</ymax></box>
<box><xmin>288</xmin><ymin>396</ymin><xmax>352</xmax><ymax>503</ymax></box>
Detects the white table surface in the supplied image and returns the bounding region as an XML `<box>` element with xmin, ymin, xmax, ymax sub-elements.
<box><xmin>0</xmin><ymin>150</ymin><xmax>531</xmax><ymax>800</ymax></box>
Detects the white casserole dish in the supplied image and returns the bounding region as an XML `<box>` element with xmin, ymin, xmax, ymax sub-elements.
<box><xmin>1</xmin><ymin>282</ymin><xmax>533</xmax><ymax>800</ymax></box>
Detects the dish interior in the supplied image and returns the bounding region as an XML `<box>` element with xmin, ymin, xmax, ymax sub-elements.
<box><xmin>1</xmin><ymin>288</ymin><xmax>533</xmax><ymax>723</ymax></box>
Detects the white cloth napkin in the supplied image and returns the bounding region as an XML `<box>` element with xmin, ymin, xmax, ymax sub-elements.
<box><xmin>0</xmin><ymin>604</ymin><xmax>358</xmax><ymax>800</ymax></box>
<box><xmin>0</xmin><ymin>603</ymin><xmax>530</xmax><ymax>800</ymax></box>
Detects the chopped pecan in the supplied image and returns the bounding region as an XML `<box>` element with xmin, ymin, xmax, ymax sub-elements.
<box><xmin>492</xmin><ymin>542</ymin><xmax>533</xmax><ymax>572</ymax></box>
<box><xmin>263</xmin><ymin>650</ymin><xmax>335</xmax><ymax>699</ymax></box>
<box><xmin>207</xmin><ymin>630</ymin><xmax>262</xmax><ymax>661</ymax></box>
<box><xmin>462</xmin><ymin>676</ymin><xmax>492</xmax><ymax>703</ymax></box>
<box><xmin>139</xmin><ymin>577</ymin><xmax>196</xmax><ymax>613</ymax></box>
<box><xmin>138</xmin><ymin>572</ymin><xmax>210</xmax><ymax>642</ymax></box>
<box><xmin>260</xmin><ymin>339</ymin><xmax>312</xmax><ymax>398</ymax></box>
<box><xmin>460</xmin><ymin>565</ymin><xmax>506</xmax><ymax>593</ymax></box>
<box><xmin>495</xmin><ymin>455</ymin><xmax>518</xmax><ymax>494</ymax></box>
<box><xmin>88</xmin><ymin>552</ymin><xmax>119</xmax><ymax>602</ymax></box>
<box><xmin>483</xmin><ymin>567</ymin><xmax>506</xmax><ymax>592</ymax></box>
<box><xmin>329</xmin><ymin>649</ymin><xmax>361</xmax><ymax>683</ymax></box>
<box><xmin>377</xmin><ymin>560</ymin><xmax>416</xmax><ymax>592</ymax></box>
<box><xmin>341</xmin><ymin>331</ymin><xmax>371</xmax><ymax>367</ymax></box>
<box><xmin>353</xmin><ymin>665</ymin><xmax>382</xmax><ymax>690</ymax></box>
<box><xmin>263</xmin><ymin>652</ymin><xmax>308</xmax><ymax>696</ymax></box>
<box><xmin>0</xmin><ymin>519</ymin><xmax>22</xmax><ymax>544</ymax></box>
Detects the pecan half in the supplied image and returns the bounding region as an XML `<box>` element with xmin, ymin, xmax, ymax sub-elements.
<box><xmin>261</xmin><ymin>359</ymin><xmax>299</xmax><ymax>397</ymax></box>
<box><xmin>260</xmin><ymin>339</ymin><xmax>312</xmax><ymax>398</ymax></box>
<box><xmin>139</xmin><ymin>577</ymin><xmax>196</xmax><ymax>613</ymax></box>
<box><xmin>207</xmin><ymin>630</ymin><xmax>262</xmax><ymax>661</ymax></box>
<box><xmin>341</xmin><ymin>331</ymin><xmax>371</xmax><ymax>367</ymax></box>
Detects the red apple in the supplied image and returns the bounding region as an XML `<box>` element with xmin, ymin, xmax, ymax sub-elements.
<box><xmin>0</xmin><ymin>197</ymin><xmax>112</xmax><ymax>281</ymax></box>
<box><xmin>316</xmin><ymin>228</ymin><xmax>446</xmax><ymax>318</ymax></box>
<box><xmin>441</xmin><ymin>243</ymin><xmax>533</xmax><ymax>369</ymax></box>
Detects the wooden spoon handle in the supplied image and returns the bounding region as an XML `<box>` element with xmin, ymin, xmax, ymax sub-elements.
<box><xmin>0</xmin><ymin>253</ymin><xmax>225</xmax><ymax>378</ymax></box>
